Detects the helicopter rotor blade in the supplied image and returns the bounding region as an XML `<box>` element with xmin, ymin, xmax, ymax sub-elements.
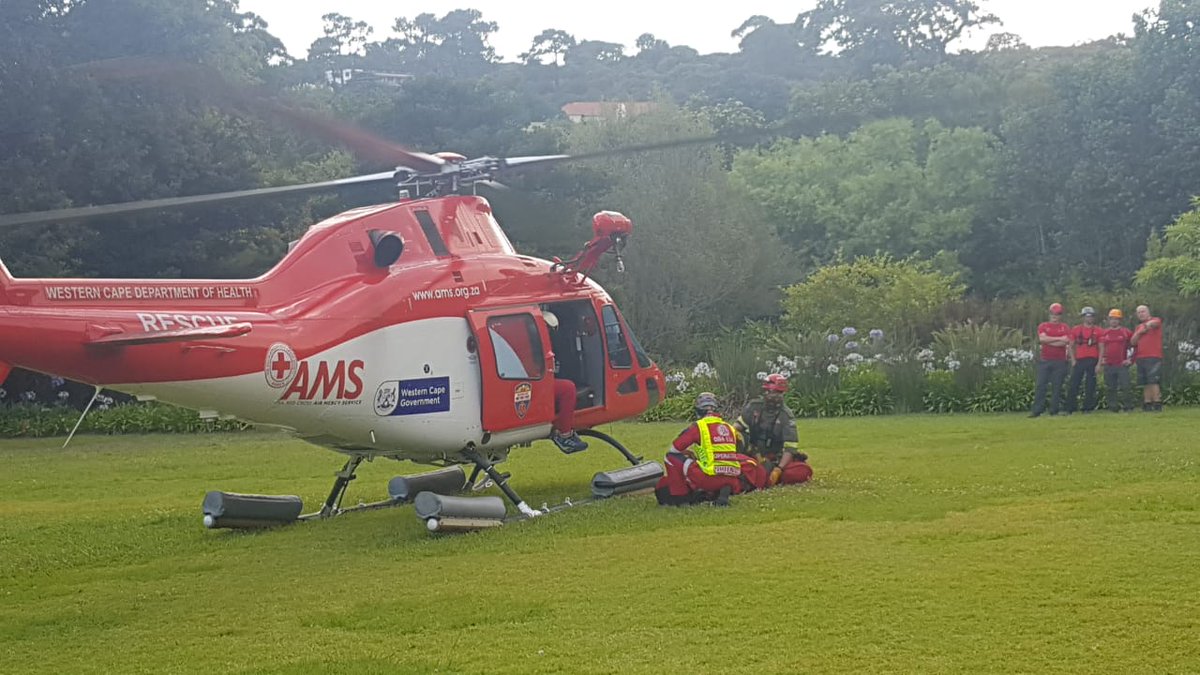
<box><xmin>497</xmin><ymin>124</ymin><xmax>786</xmax><ymax>173</ymax></box>
<box><xmin>0</xmin><ymin>172</ymin><xmax>397</xmax><ymax>229</ymax></box>
<box><xmin>72</xmin><ymin>56</ymin><xmax>447</xmax><ymax>173</ymax></box>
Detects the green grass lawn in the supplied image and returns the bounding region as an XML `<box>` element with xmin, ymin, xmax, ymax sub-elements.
<box><xmin>1</xmin><ymin>411</ymin><xmax>1198</xmax><ymax>674</ymax></box>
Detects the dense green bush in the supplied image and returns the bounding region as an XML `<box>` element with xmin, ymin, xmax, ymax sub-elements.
<box><xmin>968</xmin><ymin>370</ymin><xmax>1035</xmax><ymax>413</ymax></box>
<box><xmin>923</xmin><ymin>371</ymin><xmax>968</xmax><ymax>413</ymax></box>
<box><xmin>781</xmin><ymin>254</ymin><xmax>965</xmax><ymax>335</ymax></box>
<box><xmin>0</xmin><ymin>403</ymin><xmax>250</xmax><ymax>438</ymax></box>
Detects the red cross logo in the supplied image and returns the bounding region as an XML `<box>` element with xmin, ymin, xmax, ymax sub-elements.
<box><xmin>264</xmin><ymin>343</ymin><xmax>297</xmax><ymax>389</ymax></box>
<box><xmin>271</xmin><ymin>351</ymin><xmax>292</xmax><ymax>380</ymax></box>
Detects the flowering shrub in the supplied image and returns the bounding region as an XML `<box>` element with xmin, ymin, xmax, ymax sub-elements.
<box><xmin>0</xmin><ymin>402</ymin><xmax>250</xmax><ymax>438</ymax></box>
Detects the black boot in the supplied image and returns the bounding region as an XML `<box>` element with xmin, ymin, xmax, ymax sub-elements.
<box><xmin>712</xmin><ymin>485</ymin><xmax>732</xmax><ymax>507</ymax></box>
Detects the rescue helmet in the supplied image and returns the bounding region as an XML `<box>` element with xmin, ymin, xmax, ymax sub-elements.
<box><xmin>1108</xmin><ymin>308</ymin><xmax>1123</xmax><ymax>319</ymax></box>
<box><xmin>1081</xmin><ymin>306</ymin><xmax>1096</xmax><ymax>317</ymax></box>
<box><xmin>762</xmin><ymin>373</ymin><xmax>789</xmax><ymax>394</ymax></box>
<box><xmin>1049</xmin><ymin>302</ymin><xmax>1064</xmax><ymax>315</ymax></box>
<box><xmin>694</xmin><ymin>391</ymin><xmax>719</xmax><ymax>416</ymax></box>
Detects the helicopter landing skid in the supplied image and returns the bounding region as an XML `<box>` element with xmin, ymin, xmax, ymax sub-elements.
<box><xmin>202</xmin><ymin>457</ymin><xmax>468</xmax><ymax>529</ymax></box>
<box><xmin>461</xmin><ymin>448</ymin><xmax>541</xmax><ymax>518</ymax></box>
<box><xmin>414</xmin><ymin>437</ymin><xmax>663</xmax><ymax>533</ymax></box>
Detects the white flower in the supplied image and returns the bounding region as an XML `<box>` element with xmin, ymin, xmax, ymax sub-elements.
<box><xmin>827</xmin><ymin>364</ymin><xmax>840</xmax><ymax>374</ymax></box>
<box><xmin>1187</xmin><ymin>360</ymin><xmax>1200</xmax><ymax>373</ymax></box>
<box><xmin>676</xmin><ymin>381</ymin><xmax>690</xmax><ymax>393</ymax></box>
<box><xmin>827</xmin><ymin>334</ymin><xmax>840</xmax><ymax>344</ymax></box>
<box><xmin>917</xmin><ymin>348</ymin><xmax>935</xmax><ymax>362</ymax></box>
<box><xmin>779</xmin><ymin>370</ymin><xmax>792</xmax><ymax>378</ymax></box>
<box><xmin>983</xmin><ymin>357</ymin><xmax>998</xmax><ymax>368</ymax></box>
<box><xmin>21</xmin><ymin>391</ymin><xmax>36</xmax><ymax>402</ymax></box>
<box><xmin>776</xmin><ymin>355</ymin><xmax>787</xmax><ymax>363</ymax></box>
<box><xmin>692</xmin><ymin>362</ymin><xmax>717</xmax><ymax>378</ymax></box>
<box><xmin>1179</xmin><ymin>341</ymin><xmax>1196</xmax><ymax>355</ymax></box>
<box><xmin>784</xmin><ymin>360</ymin><xmax>797</xmax><ymax>370</ymax></box>
<box><xmin>947</xmin><ymin>359</ymin><xmax>961</xmax><ymax>371</ymax></box>
<box><xmin>756</xmin><ymin>371</ymin><xmax>768</xmax><ymax>380</ymax></box>
<box><xmin>57</xmin><ymin>391</ymin><xmax>70</xmax><ymax>400</ymax></box>
<box><xmin>845</xmin><ymin>353</ymin><xmax>865</xmax><ymax>363</ymax></box>
<box><xmin>0</xmin><ymin>387</ymin><xmax>6</xmax><ymax>399</ymax></box>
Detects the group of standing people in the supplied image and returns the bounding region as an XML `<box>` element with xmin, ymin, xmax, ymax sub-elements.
<box><xmin>655</xmin><ymin>374</ymin><xmax>812</xmax><ymax>507</ymax></box>
<box><xmin>1031</xmin><ymin>303</ymin><xmax>1164</xmax><ymax>417</ymax></box>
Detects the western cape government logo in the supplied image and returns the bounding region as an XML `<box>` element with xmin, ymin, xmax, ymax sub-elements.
<box><xmin>513</xmin><ymin>381</ymin><xmax>532</xmax><ymax>418</ymax></box>
<box><xmin>375</xmin><ymin>377</ymin><xmax>450</xmax><ymax>416</ymax></box>
<box><xmin>264</xmin><ymin>343</ymin><xmax>297</xmax><ymax>389</ymax></box>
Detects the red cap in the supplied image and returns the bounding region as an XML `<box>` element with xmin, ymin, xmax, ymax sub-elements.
<box><xmin>1049</xmin><ymin>303</ymin><xmax>1063</xmax><ymax>315</ymax></box>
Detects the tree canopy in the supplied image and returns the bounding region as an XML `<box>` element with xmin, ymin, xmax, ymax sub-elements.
<box><xmin>2</xmin><ymin>0</ymin><xmax>1200</xmax><ymax>359</ymax></box>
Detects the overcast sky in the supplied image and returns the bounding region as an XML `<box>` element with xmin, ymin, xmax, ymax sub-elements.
<box><xmin>238</xmin><ymin>0</ymin><xmax>1155</xmax><ymax>61</ymax></box>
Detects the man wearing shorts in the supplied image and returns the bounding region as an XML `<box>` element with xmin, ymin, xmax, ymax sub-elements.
<box><xmin>1130</xmin><ymin>305</ymin><xmax>1164</xmax><ymax>412</ymax></box>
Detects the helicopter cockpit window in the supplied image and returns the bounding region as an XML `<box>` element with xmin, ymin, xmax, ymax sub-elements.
<box><xmin>627</xmin><ymin>322</ymin><xmax>653</xmax><ymax>368</ymax></box>
<box><xmin>601</xmin><ymin>305</ymin><xmax>632</xmax><ymax>369</ymax></box>
<box><xmin>487</xmin><ymin>314</ymin><xmax>545</xmax><ymax>380</ymax></box>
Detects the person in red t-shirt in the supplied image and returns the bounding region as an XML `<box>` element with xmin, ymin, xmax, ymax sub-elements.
<box><xmin>1030</xmin><ymin>303</ymin><xmax>1071</xmax><ymax>417</ymax></box>
<box><xmin>1065</xmin><ymin>306</ymin><xmax>1103</xmax><ymax>413</ymax></box>
<box><xmin>1131</xmin><ymin>304</ymin><xmax>1164</xmax><ymax>412</ymax></box>
<box><xmin>1099</xmin><ymin>308</ymin><xmax>1134</xmax><ymax>412</ymax></box>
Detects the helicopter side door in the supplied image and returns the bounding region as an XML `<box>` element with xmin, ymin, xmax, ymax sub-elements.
<box><xmin>468</xmin><ymin>307</ymin><xmax>555</xmax><ymax>433</ymax></box>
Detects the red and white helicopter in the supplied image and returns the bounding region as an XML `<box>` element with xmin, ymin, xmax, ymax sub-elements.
<box><xmin>0</xmin><ymin>99</ymin><xmax>702</xmax><ymax>533</ymax></box>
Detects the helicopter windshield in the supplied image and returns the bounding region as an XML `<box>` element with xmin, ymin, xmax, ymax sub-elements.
<box><xmin>601</xmin><ymin>305</ymin><xmax>632</xmax><ymax>369</ymax></box>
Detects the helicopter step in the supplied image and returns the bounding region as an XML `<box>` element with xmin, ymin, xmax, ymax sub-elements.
<box><xmin>201</xmin><ymin>459</ymin><xmax>470</xmax><ymax>530</ymax></box>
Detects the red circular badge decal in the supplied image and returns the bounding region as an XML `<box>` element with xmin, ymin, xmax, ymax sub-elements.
<box><xmin>264</xmin><ymin>343</ymin><xmax>298</xmax><ymax>389</ymax></box>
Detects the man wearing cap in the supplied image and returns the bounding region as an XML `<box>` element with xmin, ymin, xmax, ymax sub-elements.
<box><xmin>655</xmin><ymin>392</ymin><xmax>763</xmax><ymax>507</ymax></box>
<box><xmin>1099</xmin><ymin>308</ymin><xmax>1134</xmax><ymax>412</ymax></box>
<box><xmin>1065</xmin><ymin>307</ymin><xmax>1103</xmax><ymax>414</ymax></box>
<box><xmin>734</xmin><ymin>374</ymin><xmax>812</xmax><ymax>487</ymax></box>
<box><xmin>1030</xmin><ymin>303</ymin><xmax>1071</xmax><ymax>418</ymax></box>
<box><xmin>1131</xmin><ymin>305</ymin><xmax>1165</xmax><ymax>412</ymax></box>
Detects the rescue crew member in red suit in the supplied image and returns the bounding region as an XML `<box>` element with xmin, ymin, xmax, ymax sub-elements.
<box><xmin>542</xmin><ymin>309</ymin><xmax>588</xmax><ymax>452</ymax></box>
<box><xmin>655</xmin><ymin>392</ymin><xmax>765</xmax><ymax>507</ymax></box>
<box><xmin>734</xmin><ymin>374</ymin><xmax>812</xmax><ymax>487</ymax></box>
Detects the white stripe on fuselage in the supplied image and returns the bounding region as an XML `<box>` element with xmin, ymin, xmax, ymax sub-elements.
<box><xmin>112</xmin><ymin>317</ymin><xmax>550</xmax><ymax>460</ymax></box>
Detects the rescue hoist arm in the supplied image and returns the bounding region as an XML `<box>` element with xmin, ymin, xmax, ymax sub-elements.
<box><xmin>551</xmin><ymin>211</ymin><xmax>632</xmax><ymax>280</ymax></box>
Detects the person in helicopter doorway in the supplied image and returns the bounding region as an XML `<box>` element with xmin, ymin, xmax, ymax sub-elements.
<box><xmin>734</xmin><ymin>374</ymin><xmax>813</xmax><ymax>487</ymax></box>
<box><xmin>654</xmin><ymin>392</ymin><xmax>767</xmax><ymax>507</ymax></box>
<box><xmin>542</xmin><ymin>308</ymin><xmax>588</xmax><ymax>453</ymax></box>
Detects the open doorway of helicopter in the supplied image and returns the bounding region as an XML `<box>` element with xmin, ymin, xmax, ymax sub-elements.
<box><xmin>541</xmin><ymin>299</ymin><xmax>606</xmax><ymax>412</ymax></box>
